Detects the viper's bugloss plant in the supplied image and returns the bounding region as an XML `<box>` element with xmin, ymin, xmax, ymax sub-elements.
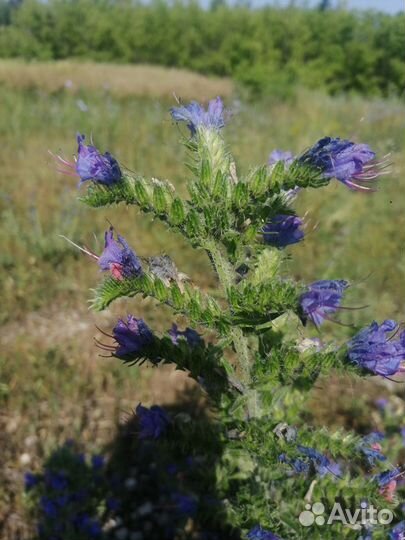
<box><xmin>42</xmin><ymin>96</ymin><xmax>404</xmax><ymax>539</ymax></box>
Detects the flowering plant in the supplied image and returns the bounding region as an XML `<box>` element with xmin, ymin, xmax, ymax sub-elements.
<box><xmin>37</xmin><ymin>97</ymin><xmax>403</xmax><ymax>539</ymax></box>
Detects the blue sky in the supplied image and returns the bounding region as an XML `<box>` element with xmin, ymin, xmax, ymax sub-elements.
<box><xmin>253</xmin><ymin>0</ymin><xmax>404</xmax><ymax>13</ymax></box>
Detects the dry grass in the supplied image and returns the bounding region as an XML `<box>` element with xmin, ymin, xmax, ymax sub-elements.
<box><xmin>0</xmin><ymin>60</ymin><xmax>234</xmax><ymax>100</ymax></box>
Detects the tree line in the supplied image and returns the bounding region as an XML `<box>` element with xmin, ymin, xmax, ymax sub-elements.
<box><xmin>0</xmin><ymin>0</ymin><xmax>403</xmax><ymax>97</ymax></box>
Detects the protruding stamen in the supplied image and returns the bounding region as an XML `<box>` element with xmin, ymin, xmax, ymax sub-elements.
<box><xmin>59</xmin><ymin>235</ymin><xmax>99</xmax><ymax>260</ymax></box>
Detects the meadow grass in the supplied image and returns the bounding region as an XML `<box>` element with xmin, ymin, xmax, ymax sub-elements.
<box><xmin>0</xmin><ymin>59</ymin><xmax>233</xmax><ymax>100</ymax></box>
<box><xmin>0</xmin><ymin>61</ymin><xmax>404</xmax><ymax>537</ymax></box>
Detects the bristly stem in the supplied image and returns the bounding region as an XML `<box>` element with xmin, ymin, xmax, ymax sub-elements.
<box><xmin>205</xmin><ymin>239</ymin><xmax>251</xmax><ymax>384</ymax></box>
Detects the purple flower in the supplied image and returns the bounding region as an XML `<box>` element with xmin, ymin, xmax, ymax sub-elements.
<box><xmin>136</xmin><ymin>404</ymin><xmax>170</xmax><ymax>439</ymax></box>
<box><xmin>375</xmin><ymin>398</ymin><xmax>389</xmax><ymax>410</ymax></box>
<box><xmin>322</xmin><ymin>461</ymin><xmax>342</xmax><ymax>478</ymax></box>
<box><xmin>269</xmin><ymin>150</ymin><xmax>294</xmax><ymax>166</ymax></box>
<box><xmin>44</xmin><ymin>471</ymin><xmax>68</xmax><ymax>491</ymax></box>
<box><xmin>169</xmin><ymin>323</ymin><xmax>202</xmax><ymax>347</ymax></box>
<box><xmin>297</xmin><ymin>445</ymin><xmax>336</xmax><ymax>476</ymax></box>
<box><xmin>170</xmin><ymin>97</ymin><xmax>226</xmax><ymax>135</ymax></box>
<box><xmin>348</xmin><ymin>320</ymin><xmax>405</xmax><ymax>377</ymax></box>
<box><xmin>74</xmin><ymin>514</ymin><xmax>102</xmax><ymax>538</ymax></box>
<box><xmin>91</xmin><ymin>455</ymin><xmax>104</xmax><ymax>471</ymax></box>
<box><xmin>280</xmin><ymin>447</ymin><xmax>339</xmax><ymax>477</ymax></box>
<box><xmin>171</xmin><ymin>492</ymin><xmax>198</xmax><ymax>516</ymax></box>
<box><xmin>112</xmin><ymin>315</ymin><xmax>154</xmax><ymax>357</ymax></box>
<box><xmin>389</xmin><ymin>521</ymin><xmax>405</xmax><ymax>540</ymax></box>
<box><xmin>75</xmin><ymin>134</ymin><xmax>121</xmax><ymax>185</ymax></box>
<box><xmin>375</xmin><ymin>468</ymin><xmax>401</xmax><ymax>488</ymax></box>
<box><xmin>299</xmin><ymin>279</ymin><xmax>349</xmax><ymax>328</ymax></box>
<box><xmin>98</xmin><ymin>227</ymin><xmax>142</xmax><ymax>280</ymax></box>
<box><xmin>363</xmin><ymin>431</ymin><xmax>385</xmax><ymax>445</ymax></box>
<box><xmin>299</xmin><ymin>137</ymin><xmax>386</xmax><ymax>191</ymax></box>
<box><xmin>401</xmin><ymin>427</ymin><xmax>405</xmax><ymax>444</ymax></box>
<box><xmin>263</xmin><ymin>214</ymin><xmax>304</xmax><ymax>248</ymax></box>
<box><xmin>358</xmin><ymin>432</ymin><xmax>386</xmax><ymax>466</ymax></box>
<box><xmin>279</xmin><ymin>454</ymin><xmax>310</xmax><ymax>474</ymax></box>
<box><xmin>378</xmin><ymin>469</ymin><xmax>402</xmax><ymax>502</ymax></box>
<box><xmin>25</xmin><ymin>472</ymin><xmax>41</xmax><ymax>491</ymax></box>
<box><xmin>247</xmin><ymin>525</ymin><xmax>281</xmax><ymax>540</ymax></box>
<box><xmin>40</xmin><ymin>497</ymin><xmax>58</xmax><ymax>518</ymax></box>
<box><xmin>54</xmin><ymin>494</ymin><xmax>69</xmax><ymax>507</ymax></box>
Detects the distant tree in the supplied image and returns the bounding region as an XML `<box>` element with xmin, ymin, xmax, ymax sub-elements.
<box><xmin>318</xmin><ymin>0</ymin><xmax>332</xmax><ymax>10</ymax></box>
<box><xmin>210</xmin><ymin>0</ymin><xmax>227</xmax><ymax>11</ymax></box>
<box><xmin>0</xmin><ymin>0</ymin><xmax>23</xmax><ymax>25</ymax></box>
<box><xmin>0</xmin><ymin>0</ymin><xmax>403</xmax><ymax>97</ymax></box>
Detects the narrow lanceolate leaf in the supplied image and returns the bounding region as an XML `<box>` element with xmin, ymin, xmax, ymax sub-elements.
<box><xmin>232</xmin><ymin>182</ymin><xmax>249</xmax><ymax>209</ymax></box>
<box><xmin>184</xmin><ymin>208</ymin><xmax>204</xmax><ymax>238</ymax></box>
<box><xmin>200</xmin><ymin>158</ymin><xmax>212</xmax><ymax>187</ymax></box>
<box><xmin>169</xmin><ymin>282</ymin><xmax>184</xmax><ymax>309</ymax></box>
<box><xmin>249</xmin><ymin>166</ymin><xmax>270</xmax><ymax>196</ymax></box>
<box><xmin>169</xmin><ymin>197</ymin><xmax>186</xmax><ymax>225</ymax></box>
<box><xmin>212</xmin><ymin>170</ymin><xmax>229</xmax><ymax>200</ymax></box>
<box><xmin>152</xmin><ymin>184</ymin><xmax>170</xmax><ymax>214</ymax></box>
<box><xmin>132</xmin><ymin>179</ymin><xmax>151</xmax><ymax>208</ymax></box>
<box><xmin>90</xmin><ymin>273</ymin><xmax>231</xmax><ymax>333</ymax></box>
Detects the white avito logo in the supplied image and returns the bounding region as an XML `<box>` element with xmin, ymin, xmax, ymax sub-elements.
<box><xmin>299</xmin><ymin>501</ymin><xmax>394</xmax><ymax>529</ymax></box>
<box><xmin>299</xmin><ymin>502</ymin><xmax>326</xmax><ymax>526</ymax></box>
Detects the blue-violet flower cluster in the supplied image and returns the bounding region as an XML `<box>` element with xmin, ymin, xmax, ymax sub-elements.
<box><xmin>75</xmin><ymin>134</ymin><xmax>122</xmax><ymax>185</ymax></box>
<box><xmin>170</xmin><ymin>97</ymin><xmax>226</xmax><ymax>135</ymax></box>
<box><xmin>136</xmin><ymin>403</ymin><xmax>170</xmax><ymax>439</ymax></box>
<box><xmin>98</xmin><ymin>227</ymin><xmax>142</xmax><ymax>280</ymax></box>
<box><xmin>299</xmin><ymin>136</ymin><xmax>385</xmax><ymax>191</ymax></box>
<box><xmin>299</xmin><ymin>279</ymin><xmax>349</xmax><ymax>328</ymax></box>
<box><xmin>348</xmin><ymin>320</ymin><xmax>405</xmax><ymax>377</ymax></box>
<box><xmin>247</xmin><ymin>525</ymin><xmax>281</xmax><ymax>540</ymax></box>
<box><xmin>111</xmin><ymin>315</ymin><xmax>154</xmax><ymax>357</ymax></box>
<box><xmin>263</xmin><ymin>214</ymin><xmax>304</xmax><ymax>248</ymax></box>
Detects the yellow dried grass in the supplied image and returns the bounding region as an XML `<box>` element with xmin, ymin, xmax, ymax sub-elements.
<box><xmin>0</xmin><ymin>60</ymin><xmax>233</xmax><ymax>100</ymax></box>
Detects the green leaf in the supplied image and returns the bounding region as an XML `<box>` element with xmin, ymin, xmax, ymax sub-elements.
<box><xmin>152</xmin><ymin>184</ymin><xmax>168</xmax><ymax>214</ymax></box>
<box><xmin>170</xmin><ymin>283</ymin><xmax>184</xmax><ymax>309</ymax></box>
<box><xmin>200</xmin><ymin>158</ymin><xmax>212</xmax><ymax>187</ymax></box>
<box><xmin>233</xmin><ymin>182</ymin><xmax>249</xmax><ymax>208</ymax></box>
<box><xmin>249</xmin><ymin>166</ymin><xmax>270</xmax><ymax>196</ymax></box>
<box><xmin>153</xmin><ymin>278</ymin><xmax>169</xmax><ymax>301</ymax></box>
<box><xmin>169</xmin><ymin>197</ymin><xmax>186</xmax><ymax>225</ymax></box>
<box><xmin>133</xmin><ymin>179</ymin><xmax>151</xmax><ymax>207</ymax></box>
<box><xmin>184</xmin><ymin>209</ymin><xmax>203</xmax><ymax>237</ymax></box>
<box><xmin>212</xmin><ymin>170</ymin><xmax>228</xmax><ymax>199</ymax></box>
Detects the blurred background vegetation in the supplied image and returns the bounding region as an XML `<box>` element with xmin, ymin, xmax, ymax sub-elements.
<box><xmin>0</xmin><ymin>0</ymin><xmax>404</xmax><ymax>98</ymax></box>
<box><xmin>0</xmin><ymin>0</ymin><xmax>404</xmax><ymax>537</ymax></box>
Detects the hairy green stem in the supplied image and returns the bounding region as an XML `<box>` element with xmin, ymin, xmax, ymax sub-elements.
<box><xmin>205</xmin><ymin>239</ymin><xmax>251</xmax><ymax>383</ymax></box>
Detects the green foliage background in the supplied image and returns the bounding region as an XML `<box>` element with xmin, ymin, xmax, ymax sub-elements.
<box><xmin>0</xmin><ymin>0</ymin><xmax>404</xmax><ymax>97</ymax></box>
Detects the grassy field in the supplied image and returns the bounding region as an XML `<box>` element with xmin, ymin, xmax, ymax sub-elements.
<box><xmin>0</xmin><ymin>60</ymin><xmax>404</xmax><ymax>537</ymax></box>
